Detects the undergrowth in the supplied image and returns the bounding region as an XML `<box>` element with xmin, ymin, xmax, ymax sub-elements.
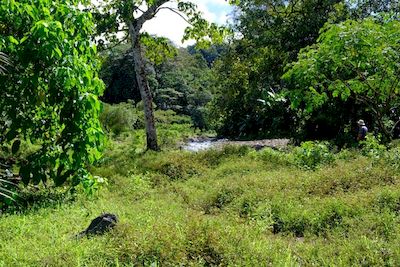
<box><xmin>0</xmin><ymin>105</ymin><xmax>399</xmax><ymax>266</ymax></box>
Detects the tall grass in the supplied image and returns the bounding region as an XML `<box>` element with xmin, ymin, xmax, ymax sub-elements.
<box><xmin>0</xmin><ymin>105</ymin><xmax>399</xmax><ymax>266</ymax></box>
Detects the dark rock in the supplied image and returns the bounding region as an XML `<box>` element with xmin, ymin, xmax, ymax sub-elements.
<box><xmin>252</xmin><ymin>144</ymin><xmax>265</xmax><ymax>151</ymax></box>
<box><xmin>77</xmin><ymin>213</ymin><xmax>118</xmax><ymax>238</ymax></box>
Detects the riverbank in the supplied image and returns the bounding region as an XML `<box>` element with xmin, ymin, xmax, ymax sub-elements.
<box><xmin>182</xmin><ymin>137</ymin><xmax>290</xmax><ymax>152</ymax></box>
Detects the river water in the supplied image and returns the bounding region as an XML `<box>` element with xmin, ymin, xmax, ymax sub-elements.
<box><xmin>182</xmin><ymin>138</ymin><xmax>290</xmax><ymax>152</ymax></box>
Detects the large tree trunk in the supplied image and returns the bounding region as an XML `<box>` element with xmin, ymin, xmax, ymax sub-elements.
<box><xmin>129</xmin><ymin>24</ymin><xmax>159</xmax><ymax>151</ymax></box>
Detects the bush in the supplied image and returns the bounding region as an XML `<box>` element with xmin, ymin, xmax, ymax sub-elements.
<box><xmin>360</xmin><ymin>134</ymin><xmax>387</xmax><ymax>158</ymax></box>
<box><xmin>100</xmin><ymin>103</ymin><xmax>195</xmax><ymax>149</ymax></box>
<box><xmin>292</xmin><ymin>141</ymin><xmax>334</xmax><ymax>170</ymax></box>
<box><xmin>137</xmin><ymin>151</ymin><xmax>204</xmax><ymax>181</ymax></box>
<box><xmin>335</xmin><ymin>148</ymin><xmax>358</xmax><ymax>161</ymax></box>
<box><xmin>158</xmin><ymin>124</ymin><xmax>194</xmax><ymax>148</ymax></box>
<box><xmin>251</xmin><ymin>147</ymin><xmax>292</xmax><ymax>166</ymax></box>
<box><xmin>269</xmin><ymin>199</ymin><xmax>353</xmax><ymax>237</ymax></box>
<box><xmin>1</xmin><ymin>0</ymin><xmax>104</xmax><ymax>188</ymax></box>
<box><xmin>195</xmin><ymin>145</ymin><xmax>250</xmax><ymax>167</ymax></box>
<box><xmin>155</xmin><ymin>110</ymin><xmax>192</xmax><ymax>125</ymax></box>
<box><xmin>375</xmin><ymin>190</ymin><xmax>400</xmax><ymax>215</ymax></box>
<box><xmin>99</xmin><ymin>102</ymin><xmax>143</xmax><ymax>135</ymax></box>
<box><xmin>383</xmin><ymin>147</ymin><xmax>400</xmax><ymax>171</ymax></box>
<box><xmin>240</xmin><ymin>199</ymin><xmax>275</xmax><ymax>232</ymax></box>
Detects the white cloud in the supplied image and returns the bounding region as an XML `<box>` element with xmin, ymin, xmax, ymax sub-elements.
<box><xmin>141</xmin><ymin>0</ymin><xmax>232</xmax><ymax>47</ymax></box>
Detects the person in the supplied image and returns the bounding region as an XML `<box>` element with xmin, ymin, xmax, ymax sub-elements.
<box><xmin>357</xmin><ymin>119</ymin><xmax>368</xmax><ymax>141</ymax></box>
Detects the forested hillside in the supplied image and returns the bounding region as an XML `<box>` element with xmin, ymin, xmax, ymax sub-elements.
<box><xmin>100</xmin><ymin>45</ymin><xmax>218</xmax><ymax>130</ymax></box>
<box><xmin>1</xmin><ymin>0</ymin><xmax>400</xmax><ymax>266</ymax></box>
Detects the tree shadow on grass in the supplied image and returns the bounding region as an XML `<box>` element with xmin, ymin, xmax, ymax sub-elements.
<box><xmin>0</xmin><ymin>186</ymin><xmax>77</xmax><ymax>215</ymax></box>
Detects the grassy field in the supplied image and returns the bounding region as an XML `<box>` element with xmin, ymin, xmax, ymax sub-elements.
<box><xmin>0</xmin><ymin>109</ymin><xmax>399</xmax><ymax>266</ymax></box>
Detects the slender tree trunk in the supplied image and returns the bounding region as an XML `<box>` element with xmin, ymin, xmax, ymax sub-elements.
<box><xmin>129</xmin><ymin>24</ymin><xmax>159</xmax><ymax>151</ymax></box>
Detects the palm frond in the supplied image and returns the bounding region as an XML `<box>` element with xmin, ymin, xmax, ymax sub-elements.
<box><xmin>0</xmin><ymin>52</ymin><xmax>12</xmax><ymax>74</ymax></box>
<box><xmin>0</xmin><ymin>178</ymin><xmax>17</xmax><ymax>202</ymax></box>
<box><xmin>0</xmin><ymin>178</ymin><xmax>16</xmax><ymax>186</ymax></box>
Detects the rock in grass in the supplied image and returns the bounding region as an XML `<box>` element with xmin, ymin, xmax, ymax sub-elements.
<box><xmin>77</xmin><ymin>213</ymin><xmax>118</xmax><ymax>238</ymax></box>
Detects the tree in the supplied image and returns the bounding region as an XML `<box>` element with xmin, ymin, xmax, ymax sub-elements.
<box><xmin>99</xmin><ymin>44</ymin><xmax>215</xmax><ymax>130</ymax></box>
<box><xmin>0</xmin><ymin>0</ymin><xmax>104</xmax><ymax>187</ymax></box>
<box><xmin>349</xmin><ymin>0</ymin><xmax>400</xmax><ymax>19</ymax></box>
<box><xmin>187</xmin><ymin>44</ymin><xmax>227</xmax><ymax>67</ymax></box>
<box><xmin>154</xmin><ymin>48</ymin><xmax>214</xmax><ymax>128</ymax></box>
<box><xmin>209</xmin><ymin>0</ymin><xmax>400</xmax><ymax>140</ymax></box>
<box><xmin>91</xmin><ymin>0</ymin><xmax>233</xmax><ymax>150</ymax></box>
<box><xmin>210</xmin><ymin>0</ymin><xmax>342</xmax><ymax>138</ymax></box>
<box><xmin>99</xmin><ymin>44</ymin><xmax>145</xmax><ymax>104</ymax></box>
<box><xmin>283</xmin><ymin>18</ymin><xmax>400</xmax><ymax>140</ymax></box>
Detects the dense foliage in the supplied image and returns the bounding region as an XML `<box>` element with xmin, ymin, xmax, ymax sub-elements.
<box><xmin>99</xmin><ymin>44</ymin><xmax>142</xmax><ymax>104</ymax></box>
<box><xmin>284</xmin><ymin>18</ymin><xmax>400</xmax><ymax>141</ymax></box>
<box><xmin>0</xmin><ymin>0</ymin><xmax>104</xmax><ymax>187</ymax></box>
<box><xmin>101</xmin><ymin>46</ymin><xmax>216</xmax><ymax>130</ymax></box>
<box><xmin>0</xmin><ymin>52</ymin><xmax>11</xmax><ymax>74</ymax></box>
<box><xmin>209</xmin><ymin>0</ymin><xmax>400</xmax><ymax>141</ymax></box>
<box><xmin>209</xmin><ymin>0</ymin><xmax>343</xmax><ymax>138</ymax></box>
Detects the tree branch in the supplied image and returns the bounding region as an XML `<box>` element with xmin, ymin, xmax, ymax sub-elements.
<box><xmin>100</xmin><ymin>35</ymin><xmax>129</xmax><ymax>51</ymax></box>
<box><xmin>157</xmin><ymin>6</ymin><xmax>193</xmax><ymax>25</ymax></box>
<box><xmin>134</xmin><ymin>0</ymin><xmax>169</xmax><ymax>32</ymax></box>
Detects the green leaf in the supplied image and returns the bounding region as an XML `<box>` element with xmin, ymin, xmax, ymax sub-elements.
<box><xmin>20</xmin><ymin>36</ymin><xmax>29</xmax><ymax>43</ymax></box>
<box><xmin>55</xmin><ymin>169</ymin><xmax>73</xmax><ymax>186</ymax></box>
<box><xmin>9</xmin><ymin>36</ymin><xmax>19</xmax><ymax>45</ymax></box>
<box><xmin>56</xmin><ymin>164</ymin><xmax>65</xmax><ymax>178</ymax></box>
<box><xmin>54</xmin><ymin>47</ymin><xmax>62</xmax><ymax>58</ymax></box>
<box><xmin>11</xmin><ymin>139</ymin><xmax>21</xmax><ymax>154</ymax></box>
<box><xmin>5</xmin><ymin>129</ymin><xmax>17</xmax><ymax>142</ymax></box>
<box><xmin>19</xmin><ymin>164</ymin><xmax>31</xmax><ymax>185</ymax></box>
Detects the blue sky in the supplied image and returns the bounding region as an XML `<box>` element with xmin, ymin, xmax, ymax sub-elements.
<box><xmin>142</xmin><ymin>0</ymin><xmax>234</xmax><ymax>46</ymax></box>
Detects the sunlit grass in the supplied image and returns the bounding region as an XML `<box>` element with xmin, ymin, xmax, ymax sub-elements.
<box><xmin>1</xmin><ymin>116</ymin><xmax>399</xmax><ymax>266</ymax></box>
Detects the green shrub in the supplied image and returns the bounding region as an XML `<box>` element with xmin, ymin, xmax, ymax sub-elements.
<box><xmin>158</xmin><ymin>124</ymin><xmax>194</xmax><ymax>148</ymax></box>
<box><xmin>100</xmin><ymin>103</ymin><xmax>195</xmax><ymax>149</ymax></box>
<box><xmin>335</xmin><ymin>148</ymin><xmax>359</xmax><ymax>161</ymax></box>
<box><xmin>389</xmin><ymin>139</ymin><xmax>400</xmax><ymax>148</ymax></box>
<box><xmin>360</xmin><ymin>134</ymin><xmax>387</xmax><ymax>158</ymax></box>
<box><xmin>270</xmin><ymin>202</ymin><xmax>308</xmax><ymax>237</ymax></box>
<box><xmin>369</xmin><ymin>210</ymin><xmax>398</xmax><ymax>240</ymax></box>
<box><xmin>251</xmin><ymin>147</ymin><xmax>292</xmax><ymax>166</ymax></box>
<box><xmin>375</xmin><ymin>190</ymin><xmax>400</xmax><ymax>215</ymax></box>
<box><xmin>309</xmin><ymin>201</ymin><xmax>352</xmax><ymax>236</ymax></box>
<box><xmin>155</xmin><ymin>109</ymin><xmax>192</xmax><ymax>125</ymax></box>
<box><xmin>185</xmin><ymin>219</ymin><xmax>225</xmax><ymax>266</ymax></box>
<box><xmin>269</xmin><ymin>199</ymin><xmax>353</xmax><ymax>237</ymax></box>
<box><xmin>137</xmin><ymin>151</ymin><xmax>204</xmax><ymax>181</ymax></box>
<box><xmin>195</xmin><ymin>145</ymin><xmax>250</xmax><ymax>167</ymax></box>
<box><xmin>383</xmin><ymin>147</ymin><xmax>400</xmax><ymax>171</ymax></box>
<box><xmin>205</xmin><ymin>188</ymin><xmax>239</xmax><ymax>213</ymax></box>
<box><xmin>99</xmin><ymin>102</ymin><xmax>143</xmax><ymax>135</ymax></box>
<box><xmin>240</xmin><ymin>199</ymin><xmax>275</xmax><ymax>232</ymax></box>
<box><xmin>292</xmin><ymin>141</ymin><xmax>334</xmax><ymax>170</ymax></box>
<box><xmin>78</xmin><ymin>175</ymin><xmax>108</xmax><ymax>197</ymax></box>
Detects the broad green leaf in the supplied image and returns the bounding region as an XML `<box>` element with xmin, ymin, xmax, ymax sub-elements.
<box><xmin>9</xmin><ymin>36</ymin><xmax>19</xmax><ymax>45</ymax></box>
<box><xmin>11</xmin><ymin>139</ymin><xmax>21</xmax><ymax>154</ymax></box>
